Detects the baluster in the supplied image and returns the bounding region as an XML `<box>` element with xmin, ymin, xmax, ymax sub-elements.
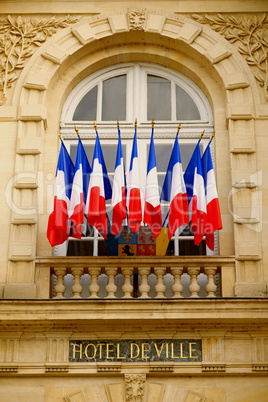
<box><xmin>121</xmin><ymin>267</ymin><xmax>134</xmax><ymax>298</ymax></box>
<box><xmin>71</xmin><ymin>267</ymin><xmax>84</xmax><ymax>298</ymax></box>
<box><xmin>88</xmin><ymin>267</ymin><xmax>101</xmax><ymax>298</ymax></box>
<box><xmin>54</xmin><ymin>268</ymin><xmax>66</xmax><ymax>299</ymax></box>
<box><xmin>105</xmin><ymin>267</ymin><xmax>118</xmax><ymax>298</ymax></box>
<box><xmin>138</xmin><ymin>267</ymin><xmax>151</xmax><ymax>298</ymax></box>
<box><xmin>171</xmin><ymin>267</ymin><xmax>184</xmax><ymax>298</ymax></box>
<box><xmin>204</xmin><ymin>267</ymin><xmax>217</xmax><ymax>297</ymax></box>
<box><xmin>154</xmin><ymin>267</ymin><xmax>166</xmax><ymax>298</ymax></box>
<box><xmin>188</xmin><ymin>267</ymin><xmax>200</xmax><ymax>298</ymax></box>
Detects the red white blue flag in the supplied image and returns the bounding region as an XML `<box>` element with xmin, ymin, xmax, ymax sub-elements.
<box><xmin>127</xmin><ymin>127</ymin><xmax>142</xmax><ymax>232</ymax></box>
<box><xmin>144</xmin><ymin>128</ymin><xmax>162</xmax><ymax>238</ymax></box>
<box><xmin>69</xmin><ymin>136</ymin><xmax>91</xmax><ymax>239</ymax></box>
<box><xmin>111</xmin><ymin>129</ymin><xmax>126</xmax><ymax>236</ymax></box>
<box><xmin>184</xmin><ymin>140</ymin><xmax>207</xmax><ymax>246</ymax></box>
<box><xmin>201</xmin><ymin>142</ymin><xmax>222</xmax><ymax>250</ymax></box>
<box><xmin>161</xmin><ymin>134</ymin><xmax>188</xmax><ymax>239</ymax></box>
<box><xmin>47</xmin><ymin>141</ymin><xmax>74</xmax><ymax>247</ymax></box>
<box><xmin>86</xmin><ymin>133</ymin><xmax>111</xmax><ymax>239</ymax></box>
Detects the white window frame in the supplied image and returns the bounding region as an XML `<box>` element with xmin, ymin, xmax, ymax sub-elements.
<box><xmin>57</xmin><ymin>63</ymin><xmax>217</xmax><ymax>257</ymax></box>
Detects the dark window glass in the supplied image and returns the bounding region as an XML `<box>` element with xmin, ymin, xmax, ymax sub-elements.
<box><xmin>147</xmin><ymin>75</ymin><xmax>171</xmax><ymax>121</ymax></box>
<box><xmin>73</xmin><ymin>86</ymin><xmax>97</xmax><ymax>121</ymax></box>
<box><xmin>102</xmin><ymin>75</ymin><xmax>126</xmax><ymax>121</ymax></box>
<box><xmin>176</xmin><ymin>85</ymin><xmax>201</xmax><ymax>120</ymax></box>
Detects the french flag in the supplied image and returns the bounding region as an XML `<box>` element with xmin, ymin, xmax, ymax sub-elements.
<box><xmin>85</xmin><ymin>133</ymin><xmax>110</xmax><ymax>239</ymax></box>
<box><xmin>201</xmin><ymin>142</ymin><xmax>222</xmax><ymax>250</ymax></box>
<box><xmin>161</xmin><ymin>134</ymin><xmax>188</xmax><ymax>239</ymax></box>
<box><xmin>111</xmin><ymin>129</ymin><xmax>126</xmax><ymax>236</ymax></box>
<box><xmin>69</xmin><ymin>136</ymin><xmax>91</xmax><ymax>239</ymax></box>
<box><xmin>144</xmin><ymin>128</ymin><xmax>162</xmax><ymax>238</ymax></box>
<box><xmin>47</xmin><ymin>141</ymin><xmax>74</xmax><ymax>247</ymax></box>
<box><xmin>184</xmin><ymin>140</ymin><xmax>207</xmax><ymax>246</ymax></box>
<box><xmin>127</xmin><ymin>127</ymin><xmax>142</xmax><ymax>232</ymax></box>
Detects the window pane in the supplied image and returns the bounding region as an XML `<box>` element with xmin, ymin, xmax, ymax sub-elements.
<box><xmin>154</xmin><ymin>144</ymin><xmax>173</xmax><ymax>172</ymax></box>
<box><xmin>73</xmin><ymin>86</ymin><xmax>97</xmax><ymax>121</ymax></box>
<box><xmin>180</xmin><ymin>143</ymin><xmax>203</xmax><ymax>171</ymax></box>
<box><xmin>102</xmin><ymin>75</ymin><xmax>126</xmax><ymax>121</ymax></box>
<box><xmin>176</xmin><ymin>85</ymin><xmax>201</xmax><ymax>120</ymax></box>
<box><xmin>147</xmin><ymin>75</ymin><xmax>171</xmax><ymax>121</ymax></box>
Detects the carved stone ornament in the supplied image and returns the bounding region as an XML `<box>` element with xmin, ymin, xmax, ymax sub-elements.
<box><xmin>0</xmin><ymin>15</ymin><xmax>79</xmax><ymax>105</ymax></box>
<box><xmin>125</xmin><ymin>374</ymin><xmax>146</xmax><ymax>402</ymax></box>
<box><xmin>128</xmin><ymin>9</ymin><xmax>146</xmax><ymax>31</ymax></box>
<box><xmin>192</xmin><ymin>13</ymin><xmax>268</xmax><ymax>101</ymax></box>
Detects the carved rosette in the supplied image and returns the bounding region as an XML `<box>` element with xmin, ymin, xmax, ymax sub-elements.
<box><xmin>125</xmin><ymin>374</ymin><xmax>146</xmax><ymax>402</ymax></box>
<box><xmin>127</xmin><ymin>10</ymin><xmax>146</xmax><ymax>31</ymax></box>
<box><xmin>0</xmin><ymin>14</ymin><xmax>79</xmax><ymax>105</ymax></box>
<box><xmin>192</xmin><ymin>13</ymin><xmax>268</xmax><ymax>101</ymax></box>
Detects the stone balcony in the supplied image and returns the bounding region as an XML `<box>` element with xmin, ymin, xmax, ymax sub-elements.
<box><xmin>35</xmin><ymin>256</ymin><xmax>236</xmax><ymax>300</ymax></box>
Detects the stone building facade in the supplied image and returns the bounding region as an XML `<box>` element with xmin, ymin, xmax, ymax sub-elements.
<box><xmin>0</xmin><ymin>0</ymin><xmax>268</xmax><ymax>401</ymax></box>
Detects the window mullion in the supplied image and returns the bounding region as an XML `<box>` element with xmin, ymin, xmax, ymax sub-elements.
<box><xmin>171</xmin><ymin>80</ymin><xmax>177</xmax><ymax>121</ymax></box>
<box><xmin>97</xmin><ymin>82</ymin><xmax>102</xmax><ymax>122</ymax></box>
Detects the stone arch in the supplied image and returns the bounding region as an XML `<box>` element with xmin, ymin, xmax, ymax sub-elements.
<box><xmin>6</xmin><ymin>11</ymin><xmax>263</xmax><ymax>297</ymax></box>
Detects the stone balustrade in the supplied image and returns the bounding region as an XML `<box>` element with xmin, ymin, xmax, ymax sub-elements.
<box><xmin>36</xmin><ymin>256</ymin><xmax>235</xmax><ymax>300</ymax></box>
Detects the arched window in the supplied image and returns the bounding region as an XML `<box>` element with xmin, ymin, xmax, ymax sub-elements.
<box><xmin>59</xmin><ymin>63</ymin><xmax>216</xmax><ymax>257</ymax></box>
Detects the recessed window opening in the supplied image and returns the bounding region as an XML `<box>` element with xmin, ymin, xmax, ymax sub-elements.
<box><xmin>58</xmin><ymin>63</ymin><xmax>216</xmax><ymax>258</ymax></box>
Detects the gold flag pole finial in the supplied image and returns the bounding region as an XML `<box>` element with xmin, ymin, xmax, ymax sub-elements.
<box><xmin>210</xmin><ymin>131</ymin><xmax>215</xmax><ymax>142</ymax></box>
<box><xmin>117</xmin><ymin>118</ymin><xmax>120</xmax><ymax>130</ymax></box>
<box><xmin>200</xmin><ymin>129</ymin><xmax>205</xmax><ymax>140</ymax></box>
<box><xmin>74</xmin><ymin>125</ymin><xmax>79</xmax><ymax>137</ymax></box>
<box><xmin>135</xmin><ymin>118</ymin><xmax>137</xmax><ymax>130</ymax></box>
<box><xmin>94</xmin><ymin>121</ymin><xmax>97</xmax><ymax>133</ymax></box>
<box><xmin>152</xmin><ymin>117</ymin><xmax>155</xmax><ymax>129</ymax></box>
<box><xmin>58</xmin><ymin>132</ymin><xmax>63</xmax><ymax>142</ymax></box>
<box><xmin>177</xmin><ymin>123</ymin><xmax>181</xmax><ymax>134</ymax></box>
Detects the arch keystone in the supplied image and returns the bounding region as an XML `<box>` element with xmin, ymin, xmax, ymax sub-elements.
<box><xmin>145</xmin><ymin>14</ymin><xmax>166</xmax><ymax>34</ymax></box>
<box><xmin>24</xmin><ymin>72</ymin><xmax>48</xmax><ymax>91</ymax></box>
<box><xmin>108</xmin><ymin>14</ymin><xmax>129</xmax><ymax>33</ymax></box>
<box><xmin>72</xmin><ymin>23</ymin><xmax>96</xmax><ymax>45</ymax></box>
<box><xmin>177</xmin><ymin>22</ymin><xmax>202</xmax><ymax>44</ymax></box>
<box><xmin>42</xmin><ymin>44</ymin><xmax>69</xmax><ymax>65</ymax></box>
<box><xmin>224</xmin><ymin>72</ymin><xmax>250</xmax><ymax>90</ymax></box>
<box><xmin>205</xmin><ymin>43</ymin><xmax>232</xmax><ymax>64</ymax></box>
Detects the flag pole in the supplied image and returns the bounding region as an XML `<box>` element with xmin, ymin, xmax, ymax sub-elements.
<box><xmin>177</xmin><ymin>123</ymin><xmax>181</xmax><ymax>134</ymax></box>
<box><xmin>135</xmin><ymin>118</ymin><xmax>137</xmax><ymax>130</ymax></box>
<box><xmin>152</xmin><ymin>117</ymin><xmax>155</xmax><ymax>129</ymax></box>
<box><xmin>58</xmin><ymin>132</ymin><xmax>63</xmax><ymax>142</ymax></box>
<box><xmin>210</xmin><ymin>131</ymin><xmax>215</xmax><ymax>142</ymax></box>
<box><xmin>117</xmin><ymin>118</ymin><xmax>120</xmax><ymax>131</ymax></box>
<box><xmin>199</xmin><ymin>129</ymin><xmax>205</xmax><ymax>140</ymax></box>
<box><xmin>74</xmin><ymin>125</ymin><xmax>80</xmax><ymax>138</ymax></box>
<box><xmin>94</xmin><ymin>121</ymin><xmax>98</xmax><ymax>134</ymax></box>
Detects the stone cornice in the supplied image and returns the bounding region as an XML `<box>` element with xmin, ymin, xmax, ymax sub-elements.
<box><xmin>0</xmin><ymin>299</ymin><xmax>267</xmax><ymax>332</ymax></box>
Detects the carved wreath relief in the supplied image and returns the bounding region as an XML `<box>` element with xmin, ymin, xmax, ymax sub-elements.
<box><xmin>127</xmin><ymin>9</ymin><xmax>146</xmax><ymax>31</ymax></box>
<box><xmin>0</xmin><ymin>15</ymin><xmax>79</xmax><ymax>105</ymax></box>
<box><xmin>125</xmin><ymin>374</ymin><xmax>146</xmax><ymax>402</ymax></box>
<box><xmin>192</xmin><ymin>13</ymin><xmax>268</xmax><ymax>101</ymax></box>
<box><xmin>0</xmin><ymin>12</ymin><xmax>267</xmax><ymax>105</ymax></box>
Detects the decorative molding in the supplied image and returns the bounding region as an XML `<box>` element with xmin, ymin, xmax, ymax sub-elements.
<box><xmin>45</xmin><ymin>364</ymin><xmax>69</xmax><ymax>373</ymax></box>
<box><xmin>202</xmin><ymin>362</ymin><xmax>226</xmax><ymax>372</ymax></box>
<box><xmin>252</xmin><ymin>363</ymin><xmax>268</xmax><ymax>372</ymax></box>
<box><xmin>0</xmin><ymin>365</ymin><xmax>18</xmax><ymax>373</ymax></box>
<box><xmin>149</xmin><ymin>364</ymin><xmax>174</xmax><ymax>372</ymax></box>
<box><xmin>97</xmin><ymin>363</ymin><xmax>121</xmax><ymax>372</ymax></box>
<box><xmin>192</xmin><ymin>13</ymin><xmax>268</xmax><ymax>101</ymax></box>
<box><xmin>127</xmin><ymin>9</ymin><xmax>146</xmax><ymax>31</ymax></box>
<box><xmin>125</xmin><ymin>374</ymin><xmax>146</xmax><ymax>402</ymax></box>
<box><xmin>0</xmin><ymin>15</ymin><xmax>79</xmax><ymax>105</ymax></box>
